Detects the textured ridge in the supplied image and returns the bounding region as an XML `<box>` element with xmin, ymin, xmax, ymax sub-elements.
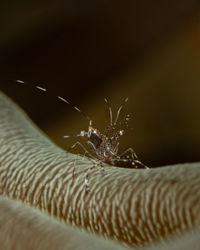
<box><xmin>0</xmin><ymin>91</ymin><xmax>200</xmax><ymax>248</ymax></box>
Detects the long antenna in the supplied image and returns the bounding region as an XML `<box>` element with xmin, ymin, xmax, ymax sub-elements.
<box><xmin>114</xmin><ymin>97</ymin><xmax>128</xmax><ymax>125</ymax></box>
<box><xmin>15</xmin><ymin>80</ymin><xmax>91</xmax><ymax>122</ymax></box>
<box><xmin>104</xmin><ymin>98</ymin><xmax>113</xmax><ymax>126</ymax></box>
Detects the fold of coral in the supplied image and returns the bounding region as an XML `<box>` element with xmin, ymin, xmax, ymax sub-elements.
<box><xmin>0</xmin><ymin>90</ymin><xmax>200</xmax><ymax>249</ymax></box>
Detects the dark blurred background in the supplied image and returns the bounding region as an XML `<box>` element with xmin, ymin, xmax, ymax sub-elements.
<box><xmin>0</xmin><ymin>1</ymin><xmax>200</xmax><ymax>167</ymax></box>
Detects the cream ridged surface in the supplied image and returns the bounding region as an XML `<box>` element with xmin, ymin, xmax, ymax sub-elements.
<box><xmin>0</xmin><ymin>196</ymin><xmax>128</xmax><ymax>250</ymax></box>
<box><xmin>0</xmin><ymin>90</ymin><xmax>200</xmax><ymax>248</ymax></box>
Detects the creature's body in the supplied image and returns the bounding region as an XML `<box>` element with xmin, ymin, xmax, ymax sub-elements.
<box><xmin>66</xmin><ymin>98</ymin><xmax>147</xmax><ymax>169</ymax></box>
<box><xmin>83</xmin><ymin>124</ymin><xmax>121</xmax><ymax>163</ymax></box>
<box><xmin>15</xmin><ymin>80</ymin><xmax>148</xmax><ymax>192</ymax></box>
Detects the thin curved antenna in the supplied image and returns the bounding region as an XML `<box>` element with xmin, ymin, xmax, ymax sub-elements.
<box><xmin>114</xmin><ymin>97</ymin><xmax>128</xmax><ymax>125</ymax></box>
<box><xmin>15</xmin><ymin>80</ymin><xmax>91</xmax><ymax>122</ymax></box>
<box><xmin>63</xmin><ymin>134</ymin><xmax>82</xmax><ymax>139</ymax></box>
<box><xmin>56</xmin><ymin>95</ymin><xmax>91</xmax><ymax>122</ymax></box>
<box><xmin>104</xmin><ymin>98</ymin><xmax>113</xmax><ymax>126</ymax></box>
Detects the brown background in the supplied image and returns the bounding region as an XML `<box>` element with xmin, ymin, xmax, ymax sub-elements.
<box><xmin>0</xmin><ymin>1</ymin><xmax>200</xmax><ymax>167</ymax></box>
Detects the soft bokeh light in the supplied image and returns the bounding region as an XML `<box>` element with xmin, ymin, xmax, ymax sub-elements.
<box><xmin>1</xmin><ymin>1</ymin><xmax>200</xmax><ymax>167</ymax></box>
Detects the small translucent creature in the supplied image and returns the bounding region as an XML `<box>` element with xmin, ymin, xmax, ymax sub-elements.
<box><xmin>15</xmin><ymin>80</ymin><xmax>148</xmax><ymax>192</ymax></box>
<box><xmin>64</xmin><ymin>98</ymin><xmax>147</xmax><ymax>169</ymax></box>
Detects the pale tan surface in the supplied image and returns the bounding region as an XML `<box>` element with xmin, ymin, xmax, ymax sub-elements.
<box><xmin>0</xmin><ymin>90</ymin><xmax>200</xmax><ymax>249</ymax></box>
<box><xmin>0</xmin><ymin>197</ymin><xmax>127</xmax><ymax>250</ymax></box>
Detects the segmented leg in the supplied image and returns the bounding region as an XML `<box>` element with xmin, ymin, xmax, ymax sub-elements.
<box><xmin>87</xmin><ymin>141</ymin><xmax>105</xmax><ymax>173</ymax></box>
<box><xmin>114</xmin><ymin>157</ymin><xmax>148</xmax><ymax>169</ymax></box>
<box><xmin>119</xmin><ymin>147</ymin><xmax>138</xmax><ymax>159</ymax></box>
<box><xmin>67</xmin><ymin>141</ymin><xmax>96</xmax><ymax>161</ymax></box>
<box><xmin>85</xmin><ymin>173</ymin><xmax>90</xmax><ymax>193</ymax></box>
<box><xmin>118</xmin><ymin>147</ymin><xmax>149</xmax><ymax>169</ymax></box>
<box><xmin>67</xmin><ymin>141</ymin><xmax>105</xmax><ymax>192</ymax></box>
